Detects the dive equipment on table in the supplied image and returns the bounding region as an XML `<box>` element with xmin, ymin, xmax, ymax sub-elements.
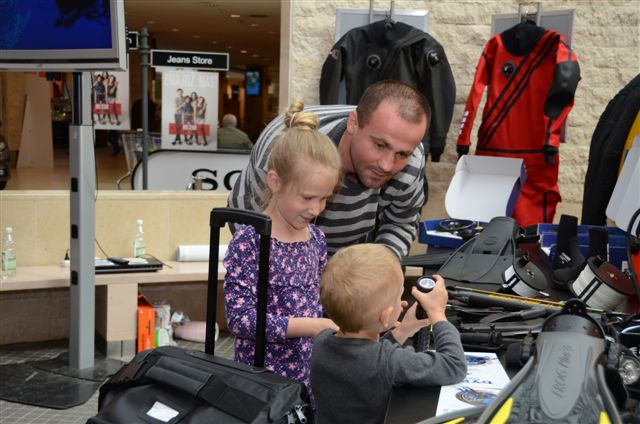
<box><xmin>413</xmin><ymin>276</ymin><xmax>436</xmax><ymax>352</ymax></box>
<box><xmin>437</xmin><ymin>218</ymin><xmax>481</xmax><ymax>241</ymax></box>
<box><xmin>553</xmin><ymin>214</ymin><xmax>585</xmax><ymax>270</ymax></box>
<box><xmin>569</xmin><ymin>255</ymin><xmax>635</xmax><ymax>311</ymax></box>
<box><xmin>476</xmin><ymin>299</ymin><xmax>623</xmax><ymax>424</ymax></box>
<box><xmin>437</xmin><ymin>218</ymin><xmax>475</xmax><ymax>232</ymax></box>
<box><xmin>551</xmin><ymin>224</ymin><xmax>610</xmax><ymax>290</ymax></box>
<box><xmin>502</xmin><ymin>252</ymin><xmax>547</xmax><ymax>297</ymax></box>
<box><xmin>438</xmin><ymin>217</ymin><xmax>519</xmax><ymax>284</ymax></box>
<box><xmin>401</xmin><ymin>251</ymin><xmax>454</xmax><ymax>269</ymax></box>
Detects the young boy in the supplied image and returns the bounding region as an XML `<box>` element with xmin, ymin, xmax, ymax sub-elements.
<box><xmin>310</xmin><ymin>244</ymin><xmax>467</xmax><ymax>423</ymax></box>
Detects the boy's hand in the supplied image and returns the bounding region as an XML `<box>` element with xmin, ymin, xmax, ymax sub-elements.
<box><xmin>391</xmin><ymin>300</ymin><xmax>430</xmax><ymax>344</ymax></box>
<box><xmin>412</xmin><ymin>274</ymin><xmax>448</xmax><ymax>324</ymax></box>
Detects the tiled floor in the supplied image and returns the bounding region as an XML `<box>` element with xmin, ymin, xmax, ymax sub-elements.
<box><xmin>0</xmin><ymin>333</ymin><xmax>235</xmax><ymax>424</ymax></box>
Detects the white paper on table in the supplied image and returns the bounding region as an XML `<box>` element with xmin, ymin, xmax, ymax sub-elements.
<box><xmin>435</xmin><ymin>352</ymin><xmax>511</xmax><ymax>416</ymax></box>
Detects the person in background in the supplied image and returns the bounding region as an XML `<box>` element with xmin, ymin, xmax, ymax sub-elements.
<box><xmin>130</xmin><ymin>95</ymin><xmax>158</xmax><ymax>132</ymax></box>
<box><xmin>107</xmin><ymin>130</ymin><xmax>121</xmax><ymax>156</ymax></box>
<box><xmin>228</xmin><ymin>80</ymin><xmax>429</xmax><ymax>258</ymax></box>
<box><xmin>224</xmin><ymin>101</ymin><xmax>341</xmax><ymax>406</ymax></box>
<box><xmin>311</xmin><ymin>244</ymin><xmax>467</xmax><ymax>423</ymax></box>
<box><xmin>217</xmin><ymin>113</ymin><xmax>253</xmax><ymax>150</ymax></box>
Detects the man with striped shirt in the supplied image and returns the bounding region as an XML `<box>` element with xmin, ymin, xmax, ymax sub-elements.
<box><xmin>228</xmin><ymin>80</ymin><xmax>430</xmax><ymax>258</ymax></box>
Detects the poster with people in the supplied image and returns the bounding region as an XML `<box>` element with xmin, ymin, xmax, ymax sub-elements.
<box><xmin>91</xmin><ymin>70</ymin><xmax>130</xmax><ymax>130</ymax></box>
<box><xmin>161</xmin><ymin>70</ymin><xmax>218</xmax><ymax>150</ymax></box>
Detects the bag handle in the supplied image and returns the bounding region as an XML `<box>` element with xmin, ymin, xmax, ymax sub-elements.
<box><xmin>206</xmin><ymin>207</ymin><xmax>272</xmax><ymax>369</ymax></box>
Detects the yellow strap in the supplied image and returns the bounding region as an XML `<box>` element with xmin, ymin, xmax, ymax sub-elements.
<box><xmin>489</xmin><ymin>397</ymin><xmax>513</xmax><ymax>424</ymax></box>
<box><xmin>619</xmin><ymin>111</ymin><xmax>640</xmax><ymax>174</ymax></box>
<box><xmin>599</xmin><ymin>411</ymin><xmax>612</xmax><ymax>424</ymax></box>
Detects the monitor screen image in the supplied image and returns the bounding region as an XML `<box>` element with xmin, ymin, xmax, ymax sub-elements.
<box><xmin>245</xmin><ymin>70</ymin><xmax>260</xmax><ymax>96</ymax></box>
<box><xmin>0</xmin><ymin>0</ymin><xmax>127</xmax><ymax>71</ymax></box>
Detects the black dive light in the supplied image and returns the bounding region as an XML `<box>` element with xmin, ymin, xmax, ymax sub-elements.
<box><xmin>413</xmin><ymin>276</ymin><xmax>436</xmax><ymax>352</ymax></box>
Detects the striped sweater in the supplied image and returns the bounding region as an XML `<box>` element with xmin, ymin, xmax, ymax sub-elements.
<box><xmin>228</xmin><ymin>105</ymin><xmax>425</xmax><ymax>258</ymax></box>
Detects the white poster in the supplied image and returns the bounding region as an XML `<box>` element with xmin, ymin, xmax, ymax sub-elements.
<box><xmin>91</xmin><ymin>70</ymin><xmax>130</xmax><ymax>130</ymax></box>
<box><xmin>436</xmin><ymin>352</ymin><xmax>511</xmax><ymax>416</ymax></box>
<box><xmin>161</xmin><ymin>70</ymin><xmax>218</xmax><ymax>150</ymax></box>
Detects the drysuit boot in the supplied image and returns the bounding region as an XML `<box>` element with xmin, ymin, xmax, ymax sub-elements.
<box><xmin>551</xmin><ymin>227</ymin><xmax>609</xmax><ymax>290</ymax></box>
<box><xmin>553</xmin><ymin>214</ymin><xmax>585</xmax><ymax>270</ymax></box>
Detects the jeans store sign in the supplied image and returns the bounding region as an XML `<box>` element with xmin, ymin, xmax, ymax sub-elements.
<box><xmin>151</xmin><ymin>49</ymin><xmax>229</xmax><ymax>71</ymax></box>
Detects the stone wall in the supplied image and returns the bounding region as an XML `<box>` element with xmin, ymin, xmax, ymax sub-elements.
<box><xmin>288</xmin><ymin>0</ymin><xmax>639</xmax><ymax>216</ymax></box>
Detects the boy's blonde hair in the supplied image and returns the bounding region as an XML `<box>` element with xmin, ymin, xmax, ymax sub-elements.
<box><xmin>263</xmin><ymin>101</ymin><xmax>342</xmax><ymax>206</ymax></box>
<box><xmin>320</xmin><ymin>244</ymin><xmax>403</xmax><ymax>332</ymax></box>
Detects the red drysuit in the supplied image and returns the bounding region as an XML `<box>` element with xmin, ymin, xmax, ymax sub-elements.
<box><xmin>457</xmin><ymin>22</ymin><xmax>580</xmax><ymax>227</ymax></box>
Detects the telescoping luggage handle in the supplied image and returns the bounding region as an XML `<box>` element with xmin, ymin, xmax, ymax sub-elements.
<box><xmin>205</xmin><ymin>208</ymin><xmax>272</xmax><ymax>368</ymax></box>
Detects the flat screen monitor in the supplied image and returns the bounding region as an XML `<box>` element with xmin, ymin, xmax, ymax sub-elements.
<box><xmin>0</xmin><ymin>0</ymin><xmax>127</xmax><ymax>71</ymax></box>
<box><xmin>245</xmin><ymin>70</ymin><xmax>260</xmax><ymax>96</ymax></box>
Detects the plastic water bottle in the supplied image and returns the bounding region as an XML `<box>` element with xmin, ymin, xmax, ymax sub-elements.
<box><xmin>2</xmin><ymin>227</ymin><xmax>16</xmax><ymax>279</ymax></box>
<box><xmin>133</xmin><ymin>219</ymin><xmax>146</xmax><ymax>258</ymax></box>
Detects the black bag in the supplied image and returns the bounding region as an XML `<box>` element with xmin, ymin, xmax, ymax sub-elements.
<box><xmin>88</xmin><ymin>208</ymin><xmax>312</xmax><ymax>424</ymax></box>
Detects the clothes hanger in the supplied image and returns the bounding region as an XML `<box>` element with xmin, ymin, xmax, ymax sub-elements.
<box><xmin>384</xmin><ymin>0</ymin><xmax>396</xmax><ymax>29</ymax></box>
<box><xmin>368</xmin><ymin>0</ymin><xmax>396</xmax><ymax>27</ymax></box>
<box><xmin>518</xmin><ymin>2</ymin><xmax>543</xmax><ymax>26</ymax></box>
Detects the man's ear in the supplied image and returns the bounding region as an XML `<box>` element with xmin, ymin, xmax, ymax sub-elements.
<box><xmin>266</xmin><ymin>170</ymin><xmax>281</xmax><ymax>194</ymax></box>
<box><xmin>346</xmin><ymin>110</ymin><xmax>358</xmax><ymax>135</ymax></box>
<box><xmin>379</xmin><ymin>305</ymin><xmax>395</xmax><ymax>329</ymax></box>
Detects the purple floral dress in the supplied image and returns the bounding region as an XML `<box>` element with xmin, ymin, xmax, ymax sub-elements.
<box><xmin>223</xmin><ymin>224</ymin><xmax>327</xmax><ymax>398</ymax></box>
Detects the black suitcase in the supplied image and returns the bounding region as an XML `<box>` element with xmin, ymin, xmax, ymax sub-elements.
<box><xmin>88</xmin><ymin>208</ymin><xmax>312</xmax><ymax>424</ymax></box>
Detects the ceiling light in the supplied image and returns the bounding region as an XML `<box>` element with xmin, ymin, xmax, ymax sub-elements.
<box><xmin>146</xmin><ymin>20</ymin><xmax>156</xmax><ymax>24</ymax></box>
<box><xmin>210</xmin><ymin>41</ymin><xmax>218</xmax><ymax>44</ymax></box>
<box><xmin>252</xmin><ymin>54</ymin><xmax>260</xmax><ymax>58</ymax></box>
<box><xmin>193</xmin><ymin>35</ymin><xmax>201</xmax><ymax>39</ymax></box>
<box><xmin>230</xmin><ymin>14</ymin><xmax>240</xmax><ymax>18</ymax></box>
<box><xmin>240</xmin><ymin>50</ymin><xmax>247</xmax><ymax>54</ymax></box>
<box><xmin>250</xmin><ymin>23</ymin><xmax>259</xmax><ymax>27</ymax></box>
<box><xmin>171</xmin><ymin>28</ymin><xmax>180</xmax><ymax>32</ymax></box>
<box><xmin>228</xmin><ymin>45</ymin><xmax>233</xmax><ymax>49</ymax></box>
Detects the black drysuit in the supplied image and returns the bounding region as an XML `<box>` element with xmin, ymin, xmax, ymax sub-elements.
<box><xmin>319</xmin><ymin>20</ymin><xmax>456</xmax><ymax>163</ymax></box>
<box><xmin>581</xmin><ymin>73</ymin><xmax>640</xmax><ymax>225</ymax></box>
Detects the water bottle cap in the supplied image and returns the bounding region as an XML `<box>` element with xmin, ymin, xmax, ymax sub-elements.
<box><xmin>137</xmin><ymin>219</ymin><xmax>143</xmax><ymax>225</ymax></box>
<box><xmin>4</xmin><ymin>227</ymin><xmax>12</xmax><ymax>234</ymax></box>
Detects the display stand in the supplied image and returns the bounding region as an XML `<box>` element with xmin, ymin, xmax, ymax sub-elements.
<box><xmin>140</xmin><ymin>28</ymin><xmax>150</xmax><ymax>189</ymax></box>
<box><xmin>69</xmin><ymin>71</ymin><xmax>96</xmax><ymax>369</ymax></box>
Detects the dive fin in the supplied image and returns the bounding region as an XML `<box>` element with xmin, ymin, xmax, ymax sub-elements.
<box><xmin>438</xmin><ymin>217</ymin><xmax>519</xmax><ymax>284</ymax></box>
<box><xmin>477</xmin><ymin>300</ymin><xmax>623</xmax><ymax>424</ymax></box>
